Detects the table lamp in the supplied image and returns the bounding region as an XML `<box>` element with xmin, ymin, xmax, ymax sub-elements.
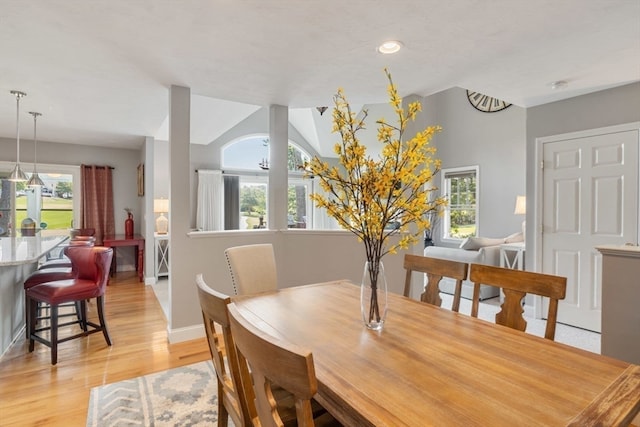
<box><xmin>514</xmin><ymin>195</ymin><xmax>526</xmax><ymax>239</ymax></box>
<box><xmin>154</xmin><ymin>198</ymin><xmax>169</xmax><ymax>234</ymax></box>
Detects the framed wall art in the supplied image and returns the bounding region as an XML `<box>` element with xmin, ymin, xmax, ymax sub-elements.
<box><xmin>137</xmin><ymin>163</ymin><xmax>144</xmax><ymax>196</ymax></box>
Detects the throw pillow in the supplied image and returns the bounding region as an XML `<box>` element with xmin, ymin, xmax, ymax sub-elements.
<box><xmin>504</xmin><ymin>231</ymin><xmax>524</xmax><ymax>243</ymax></box>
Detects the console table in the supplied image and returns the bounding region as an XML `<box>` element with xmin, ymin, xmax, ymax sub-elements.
<box><xmin>102</xmin><ymin>234</ymin><xmax>144</xmax><ymax>282</ymax></box>
<box><xmin>155</xmin><ymin>233</ymin><xmax>169</xmax><ymax>278</ymax></box>
<box><xmin>499</xmin><ymin>241</ymin><xmax>525</xmax><ymax>270</ymax></box>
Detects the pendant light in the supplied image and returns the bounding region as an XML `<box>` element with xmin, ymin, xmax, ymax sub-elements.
<box><xmin>26</xmin><ymin>111</ymin><xmax>45</xmax><ymax>187</ymax></box>
<box><xmin>8</xmin><ymin>90</ymin><xmax>28</xmax><ymax>182</ymax></box>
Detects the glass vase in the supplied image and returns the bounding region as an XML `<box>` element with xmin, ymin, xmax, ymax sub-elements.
<box><xmin>361</xmin><ymin>260</ymin><xmax>388</xmax><ymax>330</ymax></box>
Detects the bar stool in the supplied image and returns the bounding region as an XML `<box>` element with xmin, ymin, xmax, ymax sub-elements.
<box><xmin>39</xmin><ymin>236</ymin><xmax>96</xmax><ymax>269</ymax></box>
<box><xmin>26</xmin><ymin>246</ymin><xmax>113</xmax><ymax>365</ymax></box>
<box><xmin>23</xmin><ymin>266</ymin><xmax>76</xmax><ymax>337</ymax></box>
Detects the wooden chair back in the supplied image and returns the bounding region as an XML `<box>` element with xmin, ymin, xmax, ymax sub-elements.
<box><xmin>195</xmin><ymin>274</ymin><xmax>256</xmax><ymax>427</ymax></box>
<box><xmin>225</xmin><ymin>243</ymin><xmax>277</xmax><ymax>295</ymax></box>
<box><xmin>469</xmin><ymin>264</ymin><xmax>567</xmax><ymax>340</ymax></box>
<box><xmin>403</xmin><ymin>254</ymin><xmax>468</xmax><ymax>312</ymax></box>
<box><xmin>227</xmin><ymin>302</ymin><xmax>319</xmax><ymax>427</ymax></box>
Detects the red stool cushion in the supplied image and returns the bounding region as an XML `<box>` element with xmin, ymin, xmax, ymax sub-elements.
<box><xmin>27</xmin><ymin>279</ymin><xmax>101</xmax><ymax>305</ymax></box>
<box><xmin>24</xmin><ymin>268</ymin><xmax>74</xmax><ymax>289</ymax></box>
<box><xmin>38</xmin><ymin>258</ymin><xmax>72</xmax><ymax>269</ymax></box>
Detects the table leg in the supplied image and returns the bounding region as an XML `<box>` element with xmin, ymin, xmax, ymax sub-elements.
<box><xmin>137</xmin><ymin>246</ymin><xmax>144</xmax><ymax>282</ymax></box>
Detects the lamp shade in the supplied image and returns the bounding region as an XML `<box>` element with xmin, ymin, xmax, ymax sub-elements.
<box><xmin>154</xmin><ymin>198</ymin><xmax>169</xmax><ymax>213</ymax></box>
<box><xmin>8</xmin><ymin>163</ymin><xmax>28</xmax><ymax>182</ymax></box>
<box><xmin>27</xmin><ymin>172</ymin><xmax>45</xmax><ymax>187</ymax></box>
<box><xmin>514</xmin><ymin>196</ymin><xmax>526</xmax><ymax>215</ymax></box>
<box><xmin>154</xmin><ymin>198</ymin><xmax>169</xmax><ymax>234</ymax></box>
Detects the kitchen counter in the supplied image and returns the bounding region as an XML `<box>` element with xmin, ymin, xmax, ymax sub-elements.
<box><xmin>0</xmin><ymin>235</ymin><xmax>69</xmax><ymax>266</ymax></box>
<box><xmin>0</xmin><ymin>234</ymin><xmax>68</xmax><ymax>356</ymax></box>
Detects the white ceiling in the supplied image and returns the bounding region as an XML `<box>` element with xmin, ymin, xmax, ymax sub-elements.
<box><xmin>1</xmin><ymin>0</ymin><xmax>638</xmax><ymax>155</ymax></box>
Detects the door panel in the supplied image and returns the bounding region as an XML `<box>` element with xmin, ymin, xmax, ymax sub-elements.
<box><xmin>542</xmin><ymin>129</ymin><xmax>638</xmax><ymax>332</ymax></box>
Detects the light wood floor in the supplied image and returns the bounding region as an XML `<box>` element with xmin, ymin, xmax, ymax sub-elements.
<box><xmin>0</xmin><ymin>271</ymin><xmax>210</xmax><ymax>427</ymax></box>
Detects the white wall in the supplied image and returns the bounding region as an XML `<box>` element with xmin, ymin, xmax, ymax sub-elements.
<box><xmin>170</xmin><ymin>229</ymin><xmax>417</xmax><ymax>343</ymax></box>
<box><xmin>423</xmin><ymin>87</ymin><xmax>527</xmax><ymax>244</ymax></box>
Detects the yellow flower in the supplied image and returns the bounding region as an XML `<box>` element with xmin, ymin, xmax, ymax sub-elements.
<box><xmin>304</xmin><ymin>69</ymin><xmax>447</xmax><ymax>264</ymax></box>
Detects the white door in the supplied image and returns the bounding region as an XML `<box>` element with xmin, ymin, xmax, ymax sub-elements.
<box><xmin>541</xmin><ymin>127</ymin><xmax>638</xmax><ymax>332</ymax></box>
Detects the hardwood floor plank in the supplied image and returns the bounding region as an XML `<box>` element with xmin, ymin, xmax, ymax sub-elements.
<box><xmin>0</xmin><ymin>272</ymin><xmax>209</xmax><ymax>427</ymax></box>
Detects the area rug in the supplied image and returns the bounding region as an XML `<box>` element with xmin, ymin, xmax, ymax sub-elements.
<box><xmin>86</xmin><ymin>360</ymin><xmax>222</xmax><ymax>426</ymax></box>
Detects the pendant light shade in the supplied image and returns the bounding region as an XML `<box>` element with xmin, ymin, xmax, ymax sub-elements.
<box><xmin>8</xmin><ymin>90</ymin><xmax>28</xmax><ymax>182</ymax></box>
<box><xmin>27</xmin><ymin>111</ymin><xmax>45</xmax><ymax>187</ymax></box>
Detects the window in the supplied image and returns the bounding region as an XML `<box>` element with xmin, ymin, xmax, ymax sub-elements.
<box><xmin>0</xmin><ymin>162</ymin><xmax>79</xmax><ymax>237</ymax></box>
<box><xmin>288</xmin><ymin>179</ymin><xmax>312</xmax><ymax>229</ymax></box>
<box><xmin>441</xmin><ymin>166</ymin><xmax>478</xmax><ymax>241</ymax></box>
<box><xmin>239</xmin><ymin>178</ymin><xmax>267</xmax><ymax>230</ymax></box>
<box><xmin>221</xmin><ymin>136</ymin><xmax>312</xmax><ymax>229</ymax></box>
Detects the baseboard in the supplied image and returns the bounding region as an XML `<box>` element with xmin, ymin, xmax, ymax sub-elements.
<box><xmin>167</xmin><ymin>323</ymin><xmax>205</xmax><ymax>344</ymax></box>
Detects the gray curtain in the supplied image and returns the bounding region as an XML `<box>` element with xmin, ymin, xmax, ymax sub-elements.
<box><xmin>224</xmin><ymin>175</ymin><xmax>239</xmax><ymax>230</ymax></box>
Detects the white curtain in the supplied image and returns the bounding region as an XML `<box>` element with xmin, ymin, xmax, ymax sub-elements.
<box><xmin>196</xmin><ymin>170</ymin><xmax>224</xmax><ymax>231</ymax></box>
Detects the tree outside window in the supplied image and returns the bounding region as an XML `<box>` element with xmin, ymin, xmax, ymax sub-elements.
<box><xmin>442</xmin><ymin>167</ymin><xmax>478</xmax><ymax>240</ymax></box>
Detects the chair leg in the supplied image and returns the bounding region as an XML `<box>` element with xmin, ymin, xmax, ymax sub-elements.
<box><xmin>96</xmin><ymin>296</ymin><xmax>112</xmax><ymax>346</ymax></box>
<box><xmin>50</xmin><ymin>304</ymin><xmax>58</xmax><ymax>365</ymax></box>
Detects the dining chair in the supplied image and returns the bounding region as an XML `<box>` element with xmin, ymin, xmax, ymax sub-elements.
<box><xmin>26</xmin><ymin>246</ymin><xmax>113</xmax><ymax>365</ymax></box>
<box><xmin>402</xmin><ymin>254</ymin><xmax>468</xmax><ymax>312</ymax></box>
<box><xmin>196</xmin><ymin>274</ymin><xmax>331</xmax><ymax>427</ymax></box>
<box><xmin>469</xmin><ymin>264</ymin><xmax>567</xmax><ymax>340</ymax></box>
<box><xmin>224</xmin><ymin>243</ymin><xmax>277</xmax><ymax>295</ymax></box>
<box><xmin>195</xmin><ymin>274</ymin><xmax>256</xmax><ymax>427</ymax></box>
<box><xmin>227</xmin><ymin>302</ymin><xmax>341</xmax><ymax>427</ymax></box>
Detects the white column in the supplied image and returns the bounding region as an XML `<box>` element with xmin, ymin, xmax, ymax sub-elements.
<box><xmin>168</xmin><ymin>85</ymin><xmax>190</xmax><ymax>331</ymax></box>
<box><xmin>268</xmin><ymin>105</ymin><xmax>288</xmax><ymax>230</ymax></box>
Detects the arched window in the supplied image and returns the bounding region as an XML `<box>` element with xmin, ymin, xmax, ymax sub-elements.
<box><xmin>222</xmin><ymin>136</ymin><xmax>310</xmax><ymax>172</ymax></box>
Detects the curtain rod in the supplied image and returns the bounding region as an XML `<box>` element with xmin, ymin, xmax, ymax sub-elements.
<box><xmin>81</xmin><ymin>165</ymin><xmax>115</xmax><ymax>169</ymax></box>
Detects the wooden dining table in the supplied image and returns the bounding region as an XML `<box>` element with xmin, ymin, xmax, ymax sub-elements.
<box><xmin>231</xmin><ymin>280</ymin><xmax>638</xmax><ymax>426</ymax></box>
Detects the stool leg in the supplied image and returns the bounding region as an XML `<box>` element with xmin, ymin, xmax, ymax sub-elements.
<box><xmin>79</xmin><ymin>300</ymin><xmax>87</xmax><ymax>332</ymax></box>
<box><xmin>25</xmin><ymin>292</ymin><xmax>30</xmax><ymax>339</ymax></box>
<box><xmin>76</xmin><ymin>301</ymin><xmax>83</xmax><ymax>324</ymax></box>
<box><xmin>96</xmin><ymin>296</ymin><xmax>112</xmax><ymax>346</ymax></box>
<box><xmin>51</xmin><ymin>304</ymin><xmax>58</xmax><ymax>365</ymax></box>
<box><xmin>28</xmin><ymin>296</ymin><xmax>36</xmax><ymax>352</ymax></box>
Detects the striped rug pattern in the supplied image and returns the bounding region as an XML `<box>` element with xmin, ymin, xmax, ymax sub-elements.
<box><xmin>86</xmin><ymin>361</ymin><xmax>219</xmax><ymax>426</ymax></box>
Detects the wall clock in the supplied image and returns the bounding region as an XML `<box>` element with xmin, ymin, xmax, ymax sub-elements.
<box><xmin>466</xmin><ymin>90</ymin><xmax>512</xmax><ymax>113</ymax></box>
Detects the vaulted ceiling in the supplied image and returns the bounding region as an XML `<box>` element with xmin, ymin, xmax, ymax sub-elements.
<box><xmin>1</xmin><ymin>1</ymin><xmax>638</xmax><ymax>157</ymax></box>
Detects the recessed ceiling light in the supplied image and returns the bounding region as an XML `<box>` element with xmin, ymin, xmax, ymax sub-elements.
<box><xmin>549</xmin><ymin>80</ymin><xmax>568</xmax><ymax>90</ymax></box>
<box><xmin>377</xmin><ymin>40</ymin><xmax>403</xmax><ymax>54</ymax></box>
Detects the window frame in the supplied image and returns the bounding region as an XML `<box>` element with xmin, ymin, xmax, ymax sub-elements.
<box><xmin>0</xmin><ymin>161</ymin><xmax>80</xmax><ymax>236</ymax></box>
<box><xmin>440</xmin><ymin>165</ymin><xmax>479</xmax><ymax>244</ymax></box>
